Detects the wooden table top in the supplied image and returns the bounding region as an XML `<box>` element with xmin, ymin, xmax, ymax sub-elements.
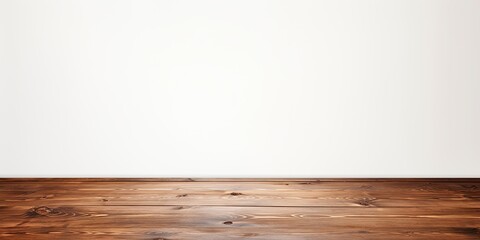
<box><xmin>1</xmin><ymin>178</ymin><xmax>479</xmax><ymax>239</ymax></box>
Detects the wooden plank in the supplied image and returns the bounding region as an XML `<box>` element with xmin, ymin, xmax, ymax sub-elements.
<box><xmin>1</xmin><ymin>181</ymin><xmax>478</xmax><ymax>207</ymax></box>
<box><xmin>3</xmin><ymin>180</ymin><xmax>478</xmax><ymax>192</ymax></box>
<box><xmin>0</xmin><ymin>206</ymin><xmax>479</xmax><ymax>236</ymax></box>
<box><xmin>2</xmin><ymin>205</ymin><xmax>479</xmax><ymax>217</ymax></box>
<box><xmin>2</xmin><ymin>227</ymin><xmax>479</xmax><ymax>240</ymax></box>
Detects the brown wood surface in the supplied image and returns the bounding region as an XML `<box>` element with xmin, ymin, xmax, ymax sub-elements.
<box><xmin>0</xmin><ymin>178</ymin><xmax>479</xmax><ymax>239</ymax></box>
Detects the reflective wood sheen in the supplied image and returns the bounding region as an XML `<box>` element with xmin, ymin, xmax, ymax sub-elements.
<box><xmin>1</xmin><ymin>178</ymin><xmax>479</xmax><ymax>239</ymax></box>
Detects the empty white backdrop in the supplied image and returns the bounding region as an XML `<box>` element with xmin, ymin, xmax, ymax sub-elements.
<box><xmin>1</xmin><ymin>0</ymin><xmax>479</xmax><ymax>177</ymax></box>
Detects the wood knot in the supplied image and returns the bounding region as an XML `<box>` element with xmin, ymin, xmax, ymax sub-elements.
<box><xmin>40</xmin><ymin>194</ymin><xmax>55</xmax><ymax>199</ymax></box>
<box><xmin>32</xmin><ymin>206</ymin><xmax>52</xmax><ymax>216</ymax></box>
<box><xmin>230</xmin><ymin>192</ymin><xmax>243</xmax><ymax>196</ymax></box>
<box><xmin>223</xmin><ymin>221</ymin><xmax>233</xmax><ymax>225</ymax></box>
<box><xmin>174</xmin><ymin>206</ymin><xmax>189</xmax><ymax>210</ymax></box>
<box><xmin>176</xmin><ymin>194</ymin><xmax>188</xmax><ymax>198</ymax></box>
<box><xmin>356</xmin><ymin>198</ymin><xmax>376</xmax><ymax>207</ymax></box>
<box><xmin>101</xmin><ymin>198</ymin><xmax>109</xmax><ymax>202</ymax></box>
<box><xmin>26</xmin><ymin>206</ymin><xmax>59</xmax><ymax>217</ymax></box>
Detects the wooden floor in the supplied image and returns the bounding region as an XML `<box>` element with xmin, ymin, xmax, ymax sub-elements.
<box><xmin>0</xmin><ymin>178</ymin><xmax>479</xmax><ymax>239</ymax></box>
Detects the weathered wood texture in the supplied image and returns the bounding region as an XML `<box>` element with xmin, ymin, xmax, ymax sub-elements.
<box><xmin>0</xmin><ymin>179</ymin><xmax>479</xmax><ymax>239</ymax></box>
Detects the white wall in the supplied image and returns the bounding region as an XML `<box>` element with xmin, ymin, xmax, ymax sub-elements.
<box><xmin>1</xmin><ymin>0</ymin><xmax>479</xmax><ymax>177</ymax></box>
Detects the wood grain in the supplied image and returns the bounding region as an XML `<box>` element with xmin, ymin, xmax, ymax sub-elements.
<box><xmin>0</xmin><ymin>179</ymin><xmax>479</xmax><ymax>239</ymax></box>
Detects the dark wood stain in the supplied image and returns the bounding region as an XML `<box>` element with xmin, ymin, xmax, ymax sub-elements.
<box><xmin>0</xmin><ymin>178</ymin><xmax>479</xmax><ymax>239</ymax></box>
